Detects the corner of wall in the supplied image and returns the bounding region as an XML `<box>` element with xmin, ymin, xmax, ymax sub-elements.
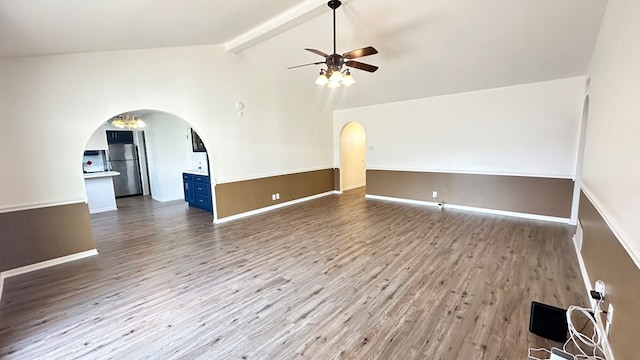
<box><xmin>578</xmin><ymin>189</ymin><xmax>640</xmax><ymax>360</ymax></box>
<box><xmin>0</xmin><ymin>272</ymin><xmax>5</xmax><ymax>303</ymax></box>
<box><xmin>0</xmin><ymin>202</ymin><xmax>96</xmax><ymax>273</ymax></box>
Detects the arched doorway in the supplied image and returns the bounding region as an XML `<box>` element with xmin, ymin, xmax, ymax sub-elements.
<box><xmin>340</xmin><ymin>122</ymin><xmax>366</xmax><ymax>192</ymax></box>
<box><xmin>570</xmin><ymin>96</ymin><xmax>590</xmax><ymax>225</ymax></box>
<box><xmin>81</xmin><ymin>109</ymin><xmax>215</xmax><ymax>217</ymax></box>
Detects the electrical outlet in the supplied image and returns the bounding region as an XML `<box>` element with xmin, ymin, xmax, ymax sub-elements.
<box><xmin>595</xmin><ymin>280</ymin><xmax>606</xmax><ymax>299</ymax></box>
<box><xmin>606</xmin><ymin>303</ymin><xmax>613</xmax><ymax>335</ymax></box>
<box><xmin>276</xmin><ymin>193</ymin><xmax>280</xmax><ymax>200</ymax></box>
<box><xmin>432</xmin><ymin>191</ymin><xmax>438</xmax><ymax>198</ymax></box>
<box><xmin>271</xmin><ymin>194</ymin><xmax>276</xmax><ymax>201</ymax></box>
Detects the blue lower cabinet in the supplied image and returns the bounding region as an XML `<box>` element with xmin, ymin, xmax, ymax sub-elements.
<box><xmin>183</xmin><ymin>173</ymin><xmax>212</xmax><ymax>213</ymax></box>
<box><xmin>195</xmin><ymin>194</ymin><xmax>213</xmax><ymax>213</ymax></box>
<box><xmin>183</xmin><ymin>174</ymin><xmax>196</xmax><ymax>205</ymax></box>
<box><xmin>194</xmin><ymin>183</ymin><xmax>211</xmax><ymax>196</ymax></box>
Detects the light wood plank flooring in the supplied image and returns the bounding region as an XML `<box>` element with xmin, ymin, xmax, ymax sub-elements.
<box><xmin>0</xmin><ymin>189</ymin><xmax>587</xmax><ymax>359</ymax></box>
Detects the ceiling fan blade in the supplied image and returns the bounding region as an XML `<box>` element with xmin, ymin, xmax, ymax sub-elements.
<box><xmin>343</xmin><ymin>46</ymin><xmax>378</xmax><ymax>59</ymax></box>
<box><xmin>287</xmin><ymin>61</ymin><xmax>325</xmax><ymax>69</ymax></box>
<box><xmin>305</xmin><ymin>48</ymin><xmax>329</xmax><ymax>57</ymax></box>
<box><xmin>345</xmin><ymin>60</ymin><xmax>379</xmax><ymax>73</ymax></box>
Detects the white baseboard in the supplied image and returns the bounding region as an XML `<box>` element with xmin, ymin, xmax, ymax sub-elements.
<box><xmin>365</xmin><ymin>194</ymin><xmax>570</xmax><ymax>224</ymax></box>
<box><xmin>571</xmin><ymin>235</ymin><xmax>615</xmax><ymax>360</ymax></box>
<box><xmin>0</xmin><ymin>249</ymin><xmax>99</xmax><ymax>302</ymax></box>
<box><xmin>89</xmin><ymin>206</ymin><xmax>118</xmax><ymax>214</ymax></box>
<box><xmin>214</xmin><ymin>191</ymin><xmax>339</xmax><ymax>224</ymax></box>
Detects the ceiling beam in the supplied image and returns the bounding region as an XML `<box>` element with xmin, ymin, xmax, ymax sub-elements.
<box><xmin>225</xmin><ymin>0</ymin><xmax>352</xmax><ymax>54</ymax></box>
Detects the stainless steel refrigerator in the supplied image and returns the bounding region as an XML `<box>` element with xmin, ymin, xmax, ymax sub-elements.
<box><xmin>108</xmin><ymin>144</ymin><xmax>143</xmax><ymax>197</ymax></box>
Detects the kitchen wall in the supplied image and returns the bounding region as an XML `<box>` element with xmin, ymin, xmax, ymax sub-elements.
<box><xmin>82</xmin><ymin>152</ymin><xmax>107</xmax><ymax>173</ymax></box>
<box><xmin>144</xmin><ymin>113</ymin><xmax>194</xmax><ymax>202</ymax></box>
<box><xmin>187</xmin><ymin>128</ymin><xmax>209</xmax><ymax>174</ymax></box>
<box><xmin>85</xmin><ymin>127</ymin><xmax>108</xmax><ymax>150</ymax></box>
<box><xmin>133</xmin><ymin>131</ymin><xmax>151</xmax><ymax>196</ymax></box>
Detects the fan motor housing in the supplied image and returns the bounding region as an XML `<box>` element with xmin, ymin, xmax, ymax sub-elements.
<box><xmin>328</xmin><ymin>0</ymin><xmax>342</xmax><ymax>10</ymax></box>
<box><xmin>327</xmin><ymin>54</ymin><xmax>344</xmax><ymax>71</ymax></box>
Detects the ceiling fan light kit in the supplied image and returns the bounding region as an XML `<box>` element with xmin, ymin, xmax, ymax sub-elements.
<box><xmin>315</xmin><ymin>70</ymin><xmax>330</xmax><ymax>85</ymax></box>
<box><xmin>288</xmin><ymin>0</ymin><xmax>379</xmax><ymax>88</ymax></box>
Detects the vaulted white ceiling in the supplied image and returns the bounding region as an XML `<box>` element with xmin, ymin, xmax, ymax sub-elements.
<box><xmin>0</xmin><ymin>0</ymin><xmax>310</xmax><ymax>57</ymax></box>
<box><xmin>0</xmin><ymin>0</ymin><xmax>607</xmax><ymax>108</ymax></box>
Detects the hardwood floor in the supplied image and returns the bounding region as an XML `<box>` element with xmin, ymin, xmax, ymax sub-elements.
<box><xmin>0</xmin><ymin>189</ymin><xmax>587</xmax><ymax>359</ymax></box>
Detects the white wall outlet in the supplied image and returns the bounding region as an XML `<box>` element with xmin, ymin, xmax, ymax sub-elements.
<box><xmin>595</xmin><ymin>280</ymin><xmax>606</xmax><ymax>299</ymax></box>
<box><xmin>271</xmin><ymin>194</ymin><xmax>276</xmax><ymax>201</ymax></box>
<box><xmin>432</xmin><ymin>191</ymin><xmax>438</xmax><ymax>198</ymax></box>
<box><xmin>606</xmin><ymin>303</ymin><xmax>613</xmax><ymax>335</ymax></box>
<box><xmin>276</xmin><ymin>193</ymin><xmax>280</xmax><ymax>200</ymax></box>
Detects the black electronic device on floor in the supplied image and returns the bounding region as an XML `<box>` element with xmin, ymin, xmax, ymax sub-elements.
<box><xmin>529</xmin><ymin>301</ymin><xmax>568</xmax><ymax>342</ymax></box>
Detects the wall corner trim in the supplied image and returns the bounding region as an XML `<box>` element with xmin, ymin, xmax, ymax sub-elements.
<box><xmin>89</xmin><ymin>206</ymin><xmax>118</xmax><ymax>214</ymax></box>
<box><xmin>571</xmin><ymin>235</ymin><xmax>616</xmax><ymax>360</ymax></box>
<box><xmin>0</xmin><ymin>249</ymin><xmax>99</xmax><ymax>302</ymax></box>
<box><xmin>580</xmin><ymin>185</ymin><xmax>640</xmax><ymax>270</ymax></box>
<box><xmin>0</xmin><ymin>198</ymin><xmax>86</xmax><ymax>214</ymax></box>
<box><xmin>365</xmin><ymin>194</ymin><xmax>570</xmax><ymax>224</ymax></box>
<box><xmin>217</xmin><ymin>166</ymin><xmax>334</xmax><ymax>184</ymax></box>
<box><xmin>0</xmin><ymin>273</ymin><xmax>4</xmax><ymax>304</ymax></box>
<box><xmin>214</xmin><ymin>191</ymin><xmax>339</xmax><ymax>224</ymax></box>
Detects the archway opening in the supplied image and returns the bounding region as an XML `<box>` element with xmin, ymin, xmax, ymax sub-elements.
<box><xmin>339</xmin><ymin>122</ymin><xmax>366</xmax><ymax>192</ymax></box>
<box><xmin>81</xmin><ymin>109</ymin><xmax>215</xmax><ymax>220</ymax></box>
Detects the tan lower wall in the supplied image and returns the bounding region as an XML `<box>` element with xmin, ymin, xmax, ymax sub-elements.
<box><xmin>333</xmin><ymin>168</ymin><xmax>340</xmax><ymax>191</ymax></box>
<box><xmin>0</xmin><ymin>202</ymin><xmax>96</xmax><ymax>272</ymax></box>
<box><xmin>578</xmin><ymin>190</ymin><xmax>640</xmax><ymax>360</ymax></box>
<box><xmin>215</xmin><ymin>169</ymin><xmax>335</xmax><ymax>219</ymax></box>
<box><xmin>367</xmin><ymin>170</ymin><xmax>573</xmax><ymax>218</ymax></box>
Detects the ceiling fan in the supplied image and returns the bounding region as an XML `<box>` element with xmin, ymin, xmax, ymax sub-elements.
<box><xmin>287</xmin><ymin>0</ymin><xmax>379</xmax><ymax>88</ymax></box>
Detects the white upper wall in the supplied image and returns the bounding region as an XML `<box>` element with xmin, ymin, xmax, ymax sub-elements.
<box><xmin>583</xmin><ymin>0</ymin><xmax>640</xmax><ymax>266</ymax></box>
<box><xmin>144</xmin><ymin>114</ymin><xmax>191</xmax><ymax>202</ymax></box>
<box><xmin>85</xmin><ymin>127</ymin><xmax>108</xmax><ymax>150</ymax></box>
<box><xmin>334</xmin><ymin>77</ymin><xmax>586</xmax><ymax>178</ymax></box>
<box><xmin>0</xmin><ymin>44</ymin><xmax>334</xmax><ymax>211</ymax></box>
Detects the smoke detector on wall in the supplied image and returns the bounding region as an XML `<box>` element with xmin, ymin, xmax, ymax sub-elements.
<box><xmin>236</xmin><ymin>101</ymin><xmax>244</xmax><ymax>117</ymax></box>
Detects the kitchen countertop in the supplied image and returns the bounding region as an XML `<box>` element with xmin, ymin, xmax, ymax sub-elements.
<box><xmin>183</xmin><ymin>169</ymin><xmax>209</xmax><ymax>176</ymax></box>
<box><xmin>83</xmin><ymin>171</ymin><xmax>121</xmax><ymax>179</ymax></box>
